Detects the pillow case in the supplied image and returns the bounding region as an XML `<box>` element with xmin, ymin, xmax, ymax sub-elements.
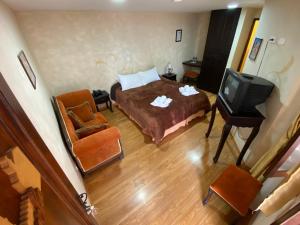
<box><xmin>67</xmin><ymin>101</ymin><xmax>95</xmax><ymax>122</ymax></box>
<box><xmin>67</xmin><ymin>111</ymin><xmax>85</xmax><ymax>129</ymax></box>
<box><xmin>139</xmin><ymin>67</ymin><xmax>160</xmax><ymax>85</ymax></box>
<box><xmin>75</xmin><ymin>124</ymin><xmax>108</xmax><ymax>139</ymax></box>
<box><xmin>118</xmin><ymin>73</ymin><xmax>144</xmax><ymax>91</ymax></box>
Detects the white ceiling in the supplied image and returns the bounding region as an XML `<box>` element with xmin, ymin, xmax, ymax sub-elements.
<box><xmin>3</xmin><ymin>0</ymin><xmax>264</xmax><ymax>12</ymax></box>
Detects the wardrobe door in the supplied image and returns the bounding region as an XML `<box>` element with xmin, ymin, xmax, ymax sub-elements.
<box><xmin>198</xmin><ymin>8</ymin><xmax>241</xmax><ymax>93</ymax></box>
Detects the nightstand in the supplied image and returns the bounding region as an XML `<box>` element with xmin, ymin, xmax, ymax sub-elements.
<box><xmin>162</xmin><ymin>73</ymin><xmax>177</xmax><ymax>81</ymax></box>
<box><xmin>92</xmin><ymin>90</ymin><xmax>113</xmax><ymax>112</ymax></box>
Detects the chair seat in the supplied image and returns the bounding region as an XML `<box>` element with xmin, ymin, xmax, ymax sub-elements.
<box><xmin>184</xmin><ymin>71</ymin><xmax>199</xmax><ymax>78</ymax></box>
<box><xmin>84</xmin><ymin>112</ymin><xmax>108</xmax><ymax>126</ymax></box>
<box><xmin>210</xmin><ymin>165</ymin><xmax>262</xmax><ymax>216</ymax></box>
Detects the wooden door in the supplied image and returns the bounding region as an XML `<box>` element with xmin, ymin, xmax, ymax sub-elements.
<box><xmin>0</xmin><ymin>73</ymin><xmax>98</xmax><ymax>225</ymax></box>
<box><xmin>198</xmin><ymin>8</ymin><xmax>241</xmax><ymax>93</ymax></box>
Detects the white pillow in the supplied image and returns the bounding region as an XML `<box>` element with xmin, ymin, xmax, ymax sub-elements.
<box><xmin>118</xmin><ymin>73</ymin><xmax>144</xmax><ymax>91</ymax></box>
<box><xmin>139</xmin><ymin>67</ymin><xmax>160</xmax><ymax>85</ymax></box>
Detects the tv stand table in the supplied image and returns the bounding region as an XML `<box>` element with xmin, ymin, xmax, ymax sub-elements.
<box><xmin>206</xmin><ymin>96</ymin><xmax>265</xmax><ymax>166</ymax></box>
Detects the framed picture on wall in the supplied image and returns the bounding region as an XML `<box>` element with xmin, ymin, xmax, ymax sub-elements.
<box><xmin>175</xmin><ymin>29</ymin><xmax>182</xmax><ymax>42</ymax></box>
<box><xmin>18</xmin><ymin>50</ymin><xmax>36</xmax><ymax>89</ymax></box>
<box><xmin>249</xmin><ymin>37</ymin><xmax>263</xmax><ymax>61</ymax></box>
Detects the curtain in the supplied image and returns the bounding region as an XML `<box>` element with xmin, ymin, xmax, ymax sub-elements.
<box><xmin>257</xmin><ymin>166</ymin><xmax>300</xmax><ymax>216</ymax></box>
<box><xmin>250</xmin><ymin>114</ymin><xmax>300</xmax><ymax>181</ymax></box>
<box><xmin>250</xmin><ymin>113</ymin><xmax>300</xmax><ymax>216</ymax></box>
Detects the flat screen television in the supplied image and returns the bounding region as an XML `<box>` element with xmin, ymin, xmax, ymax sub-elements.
<box><xmin>219</xmin><ymin>69</ymin><xmax>274</xmax><ymax>114</ymax></box>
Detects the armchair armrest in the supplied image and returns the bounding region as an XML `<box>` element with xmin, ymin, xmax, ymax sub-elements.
<box><xmin>73</xmin><ymin>126</ymin><xmax>120</xmax><ymax>154</ymax></box>
<box><xmin>72</xmin><ymin>127</ymin><xmax>122</xmax><ymax>172</ymax></box>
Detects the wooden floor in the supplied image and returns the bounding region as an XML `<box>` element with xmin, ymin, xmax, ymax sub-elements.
<box><xmin>85</xmin><ymin>95</ymin><xmax>241</xmax><ymax>225</ymax></box>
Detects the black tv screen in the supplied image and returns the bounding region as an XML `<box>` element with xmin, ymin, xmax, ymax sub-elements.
<box><xmin>223</xmin><ymin>74</ymin><xmax>239</xmax><ymax>104</ymax></box>
<box><xmin>219</xmin><ymin>69</ymin><xmax>274</xmax><ymax>114</ymax></box>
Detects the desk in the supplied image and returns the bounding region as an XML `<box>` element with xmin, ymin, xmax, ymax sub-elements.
<box><xmin>182</xmin><ymin>60</ymin><xmax>202</xmax><ymax>68</ymax></box>
<box><xmin>206</xmin><ymin>96</ymin><xmax>265</xmax><ymax>166</ymax></box>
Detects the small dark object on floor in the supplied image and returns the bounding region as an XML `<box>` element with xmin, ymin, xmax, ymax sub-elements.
<box><xmin>92</xmin><ymin>90</ymin><xmax>113</xmax><ymax>112</ymax></box>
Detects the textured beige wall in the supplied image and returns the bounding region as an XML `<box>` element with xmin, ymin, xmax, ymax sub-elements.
<box><xmin>195</xmin><ymin>12</ymin><xmax>210</xmax><ymax>60</ymax></box>
<box><xmin>0</xmin><ymin>1</ymin><xmax>86</xmax><ymax>195</ymax></box>
<box><xmin>233</xmin><ymin>0</ymin><xmax>300</xmax><ymax>165</ymax></box>
<box><xmin>16</xmin><ymin>11</ymin><xmax>210</xmax><ymax>95</ymax></box>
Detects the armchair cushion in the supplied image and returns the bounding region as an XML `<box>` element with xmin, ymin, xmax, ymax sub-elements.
<box><xmin>67</xmin><ymin>111</ymin><xmax>85</xmax><ymax>129</ymax></box>
<box><xmin>67</xmin><ymin>101</ymin><xmax>95</xmax><ymax>122</ymax></box>
<box><xmin>75</xmin><ymin>123</ymin><xmax>108</xmax><ymax>139</ymax></box>
<box><xmin>84</xmin><ymin>112</ymin><xmax>108</xmax><ymax>126</ymax></box>
<box><xmin>56</xmin><ymin>89</ymin><xmax>97</xmax><ymax>113</ymax></box>
<box><xmin>56</xmin><ymin>99</ymin><xmax>78</xmax><ymax>143</ymax></box>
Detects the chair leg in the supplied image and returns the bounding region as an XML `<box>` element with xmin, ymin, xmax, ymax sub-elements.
<box><xmin>202</xmin><ymin>188</ymin><xmax>213</xmax><ymax>205</ymax></box>
<box><xmin>231</xmin><ymin>215</ymin><xmax>242</xmax><ymax>225</ymax></box>
<box><xmin>119</xmin><ymin>140</ymin><xmax>125</xmax><ymax>159</ymax></box>
<box><xmin>231</xmin><ymin>210</ymin><xmax>253</xmax><ymax>225</ymax></box>
<box><xmin>119</xmin><ymin>150</ymin><xmax>125</xmax><ymax>159</ymax></box>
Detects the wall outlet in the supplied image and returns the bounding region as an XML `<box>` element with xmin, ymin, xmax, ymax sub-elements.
<box><xmin>269</xmin><ymin>36</ymin><xmax>276</xmax><ymax>44</ymax></box>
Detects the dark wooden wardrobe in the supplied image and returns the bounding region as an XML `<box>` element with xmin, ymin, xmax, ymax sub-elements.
<box><xmin>198</xmin><ymin>8</ymin><xmax>241</xmax><ymax>93</ymax></box>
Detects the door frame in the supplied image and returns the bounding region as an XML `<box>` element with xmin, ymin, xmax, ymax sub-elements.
<box><xmin>0</xmin><ymin>74</ymin><xmax>98</xmax><ymax>225</ymax></box>
<box><xmin>237</xmin><ymin>18</ymin><xmax>260</xmax><ymax>72</ymax></box>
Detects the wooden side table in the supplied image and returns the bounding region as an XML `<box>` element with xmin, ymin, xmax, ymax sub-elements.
<box><xmin>92</xmin><ymin>90</ymin><xmax>113</xmax><ymax>112</ymax></box>
<box><xmin>162</xmin><ymin>73</ymin><xmax>177</xmax><ymax>81</ymax></box>
<box><xmin>206</xmin><ymin>96</ymin><xmax>265</xmax><ymax>166</ymax></box>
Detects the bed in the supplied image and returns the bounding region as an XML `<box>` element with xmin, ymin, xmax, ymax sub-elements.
<box><xmin>111</xmin><ymin>77</ymin><xmax>211</xmax><ymax>143</ymax></box>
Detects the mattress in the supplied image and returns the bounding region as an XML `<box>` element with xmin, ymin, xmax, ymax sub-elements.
<box><xmin>111</xmin><ymin>78</ymin><xmax>211</xmax><ymax>143</ymax></box>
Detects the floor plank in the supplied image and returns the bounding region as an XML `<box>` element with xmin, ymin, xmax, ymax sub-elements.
<box><xmin>85</xmin><ymin>95</ymin><xmax>240</xmax><ymax>225</ymax></box>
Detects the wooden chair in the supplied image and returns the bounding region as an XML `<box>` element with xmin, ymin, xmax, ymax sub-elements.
<box><xmin>182</xmin><ymin>71</ymin><xmax>199</xmax><ymax>84</ymax></box>
<box><xmin>202</xmin><ymin>165</ymin><xmax>262</xmax><ymax>216</ymax></box>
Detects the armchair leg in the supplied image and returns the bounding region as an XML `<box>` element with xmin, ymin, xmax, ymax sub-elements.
<box><xmin>202</xmin><ymin>188</ymin><xmax>213</xmax><ymax>205</ymax></box>
<box><xmin>120</xmin><ymin>150</ymin><xmax>125</xmax><ymax>159</ymax></box>
<box><xmin>119</xmin><ymin>140</ymin><xmax>125</xmax><ymax>159</ymax></box>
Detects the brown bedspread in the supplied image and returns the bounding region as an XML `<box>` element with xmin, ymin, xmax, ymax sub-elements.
<box><xmin>114</xmin><ymin>78</ymin><xmax>211</xmax><ymax>143</ymax></box>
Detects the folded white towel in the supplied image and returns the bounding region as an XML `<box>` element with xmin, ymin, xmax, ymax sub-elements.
<box><xmin>150</xmin><ymin>95</ymin><xmax>172</xmax><ymax>108</ymax></box>
<box><xmin>179</xmin><ymin>85</ymin><xmax>199</xmax><ymax>96</ymax></box>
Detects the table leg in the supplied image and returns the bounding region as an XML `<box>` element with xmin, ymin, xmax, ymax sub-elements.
<box><xmin>213</xmin><ymin>123</ymin><xmax>232</xmax><ymax>163</ymax></box>
<box><xmin>206</xmin><ymin>103</ymin><xmax>217</xmax><ymax>138</ymax></box>
<box><xmin>236</xmin><ymin>126</ymin><xmax>260</xmax><ymax>166</ymax></box>
<box><xmin>108</xmin><ymin>99</ymin><xmax>113</xmax><ymax>112</ymax></box>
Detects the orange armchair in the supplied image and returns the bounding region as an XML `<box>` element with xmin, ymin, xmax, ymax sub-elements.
<box><xmin>53</xmin><ymin>89</ymin><xmax>123</xmax><ymax>175</ymax></box>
